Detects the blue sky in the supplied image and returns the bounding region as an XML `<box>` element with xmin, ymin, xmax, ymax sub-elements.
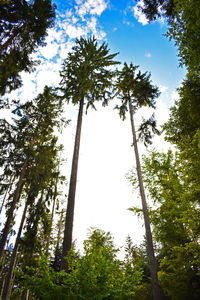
<box><xmin>5</xmin><ymin>0</ymin><xmax>185</xmax><ymax>106</ymax></box>
<box><xmin>1</xmin><ymin>0</ymin><xmax>186</xmax><ymax>255</ymax></box>
<box><xmin>54</xmin><ymin>0</ymin><xmax>185</xmax><ymax>102</ymax></box>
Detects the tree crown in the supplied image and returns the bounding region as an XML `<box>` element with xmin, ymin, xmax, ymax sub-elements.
<box><xmin>60</xmin><ymin>36</ymin><xmax>120</xmax><ymax>111</ymax></box>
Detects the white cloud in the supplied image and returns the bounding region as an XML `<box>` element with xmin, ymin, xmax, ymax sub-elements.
<box><xmin>57</xmin><ymin>2</ymin><xmax>107</xmax><ymax>41</ymax></box>
<box><xmin>35</xmin><ymin>63</ymin><xmax>61</xmax><ymax>92</ymax></box>
<box><xmin>18</xmin><ymin>72</ymin><xmax>37</xmax><ymax>102</ymax></box>
<box><xmin>171</xmin><ymin>90</ymin><xmax>179</xmax><ymax>102</ymax></box>
<box><xmin>2</xmin><ymin>0</ymin><xmax>108</xmax><ymax>108</ymax></box>
<box><xmin>86</xmin><ymin>16</ymin><xmax>106</xmax><ymax>39</ymax></box>
<box><xmin>155</xmin><ymin>98</ymin><xmax>170</xmax><ymax>126</ymax></box>
<box><xmin>64</xmin><ymin>23</ymin><xmax>87</xmax><ymax>39</ymax></box>
<box><xmin>123</xmin><ymin>20</ymin><xmax>130</xmax><ymax>26</ymax></box>
<box><xmin>133</xmin><ymin>0</ymin><xmax>149</xmax><ymax>26</ymax></box>
<box><xmin>167</xmin><ymin>90</ymin><xmax>179</xmax><ymax>106</ymax></box>
<box><xmin>39</xmin><ymin>42</ymin><xmax>60</xmax><ymax>60</ymax></box>
<box><xmin>159</xmin><ymin>85</ymin><xmax>168</xmax><ymax>93</ymax></box>
<box><xmin>76</xmin><ymin>0</ymin><xmax>108</xmax><ymax>19</ymax></box>
<box><xmin>59</xmin><ymin>40</ymin><xmax>74</xmax><ymax>60</ymax></box>
<box><xmin>65</xmin><ymin>9</ymin><xmax>73</xmax><ymax>18</ymax></box>
<box><xmin>86</xmin><ymin>16</ymin><xmax>97</xmax><ymax>34</ymax></box>
<box><xmin>145</xmin><ymin>52</ymin><xmax>152</xmax><ymax>58</ymax></box>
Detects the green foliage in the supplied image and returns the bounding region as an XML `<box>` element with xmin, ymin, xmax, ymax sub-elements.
<box><xmin>163</xmin><ymin>74</ymin><xmax>200</xmax><ymax>144</ymax></box>
<box><xmin>138</xmin><ymin>0</ymin><xmax>200</xmax><ymax>72</ymax></box>
<box><xmin>0</xmin><ymin>0</ymin><xmax>56</xmax><ymax>95</ymax></box>
<box><xmin>115</xmin><ymin>63</ymin><xmax>159</xmax><ymax>119</ymax></box>
<box><xmin>137</xmin><ymin>0</ymin><xmax>176</xmax><ymax>22</ymax></box>
<box><xmin>0</xmin><ymin>86</ymin><xmax>67</xmax><ymax>279</ymax></box>
<box><xmin>67</xmin><ymin>229</ymin><xmax>141</xmax><ymax>299</ymax></box>
<box><xmin>165</xmin><ymin>0</ymin><xmax>200</xmax><ymax>73</ymax></box>
<box><xmin>115</xmin><ymin>62</ymin><xmax>160</xmax><ymax>145</ymax></box>
<box><xmin>124</xmin><ymin>236</ymin><xmax>153</xmax><ymax>300</ymax></box>
<box><xmin>0</xmin><ymin>86</ymin><xmax>66</xmax><ymax>182</ymax></box>
<box><xmin>137</xmin><ymin>114</ymin><xmax>161</xmax><ymax>146</ymax></box>
<box><xmin>128</xmin><ymin>138</ymin><xmax>200</xmax><ymax>298</ymax></box>
<box><xmin>60</xmin><ymin>36</ymin><xmax>120</xmax><ymax>111</ymax></box>
<box><xmin>158</xmin><ymin>242</ymin><xmax>200</xmax><ymax>299</ymax></box>
<box><xmin>16</xmin><ymin>230</ymin><xmax>144</xmax><ymax>300</ymax></box>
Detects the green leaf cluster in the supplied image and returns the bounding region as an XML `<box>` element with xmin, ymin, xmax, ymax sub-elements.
<box><xmin>15</xmin><ymin>229</ymin><xmax>144</xmax><ymax>300</ymax></box>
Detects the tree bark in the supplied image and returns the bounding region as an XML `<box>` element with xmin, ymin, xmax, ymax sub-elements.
<box><xmin>61</xmin><ymin>98</ymin><xmax>84</xmax><ymax>271</ymax></box>
<box><xmin>128</xmin><ymin>100</ymin><xmax>161</xmax><ymax>300</ymax></box>
<box><xmin>0</xmin><ymin>158</ymin><xmax>29</xmax><ymax>262</ymax></box>
<box><xmin>56</xmin><ymin>209</ymin><xmax>63</xmax><ymax>249</ymax></box>
<box><xmin>0</xmin><ymin>176</ymin><xmax>14</xmax><ymax>215</ymax></box>
<box><xmin>2</xmin><ymin>201</ymin><xmax>28</xmax><ymax>300</ymax></box>
<box><xmin>57</xmin><ymin>209</ymin><xmax>64</xmax><ymax>250</ymax></box>
<box><xmin>0</xmin><ymin>115</ymin><xmax>42</xmax><ymax>262</ymax></box>
<box><xmin>46</xmin><ymin>184</ymin><xmax>57</xmax><ymax>256</ymax></box>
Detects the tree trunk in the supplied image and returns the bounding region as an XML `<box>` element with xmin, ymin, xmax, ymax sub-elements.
<box><xmin>2</xmin><ymin>201</ymin><xmax>28</xmax><ymax>300</ymax></box>
<box><xmin>61</xmin><ymin>98</ymin><xmax>84</xmax><ymax>271</ymax></box>
<box><xmin>57</xmin><ymin>209</ymin><xmax>64</xmax><ymax>250</ymax></box>
<box><xmin>0</xmin><ymin>115</ymin><xmax>42</xmax><ymax>262</ymax></box>
<box><xmin>0</xmin><ymin>176</ymin><xmax>14</xmax><ymax>215</ymax></box>
<box><xmin>0</xmin><ymin>158</ymin><xmax>29</xmax><ymax>262</ymax></box>
<box><xmin>46</xmin><ymin>185</ymin><xmax>57</xmax><ymax>256</ymax></box>
<box><xmin>128</xmin><ymin>100</ymin><xmax>161</xmax><ymax>300</ymax></box>
<box><xmin>21</xmin><ymin>289</ymin><xmax>29</xmax><ymax>300</ymax></box>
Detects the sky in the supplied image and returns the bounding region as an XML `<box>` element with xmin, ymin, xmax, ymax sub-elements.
<box><xmin>1</xmin><ymin>0</ymin><xmax>186</xmax><ymax>255</ymax></box>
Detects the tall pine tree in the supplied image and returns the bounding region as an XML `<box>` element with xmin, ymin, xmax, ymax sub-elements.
<box><xmin>59</xmin><ymin>36</ymin><xmax>119</xmax><ymax>271</ymax></box>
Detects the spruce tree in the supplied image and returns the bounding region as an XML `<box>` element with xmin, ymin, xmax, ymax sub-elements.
<box><xmin>0</xmin><ymin>0</ymin><xmax>56</xmax><ymax>95</ymax></box>
<box><xmin>59</xmin><ymin>36</ymin><xmax>119</xmax><ymax>271</ymax></box>
<box><xmin>115</xmin><ymin>62</ymin><xmax>161</xmax><ymax>300</ymax></box>
<box><xmin>0</xmin><ymin>86</ymin><xmax>65</xmax><ymax>261</ymax></box>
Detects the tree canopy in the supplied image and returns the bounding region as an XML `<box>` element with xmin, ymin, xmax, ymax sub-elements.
<box><xmin>0</xmin><ymin>0</ymin><xmax>56</xmax><ymax>95</ymax></box>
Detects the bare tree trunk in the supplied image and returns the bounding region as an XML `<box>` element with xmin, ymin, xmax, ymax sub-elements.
<box><xmin>0</xmin><ymin>176</ymin><xmax>14</xmax><ymax>215</ymax></box>
<box><xmin>20</xmin><ymin>289</ymin><xmax>29</xmax><ymax>300</ymax></box>
<box><xmin>0</xmin><ymin>278</ymin><xmax>5</xmax><ymax>300</ymax></box>
<box><xmin>0</xmin><ymin>115</ymin><xmax>42</xmax><ymax>261</ymax></box>
<box><xmin>57</xmin><ymin>209</ymin><xmax>64</xmax><ymax>250</ymax></box>
<box><xmin>128</xmin><ymin>100</ymin><xmax>161</xmax><ymax>300</ymax></box>
<box><xmin>2</xmin><ymin>201</ymin><xmax>28</xmax><ymax>300</ymax></box>
<box><xmin>0</xmin><ymin>158</ymin><xmax>29</xmax><ymax>262</ymax></box>
<box><xmin>61</xmin><ymin>98</ymin><xmax>84</xmax><ymax>271</ymax></box>
<box><xmin>46</xmin><ymin>185</ymin><xmax>57</xmax><ymax>256</ymax></box>
<box><xmin>7</xmin><ymin>254</ymin><xmax>18</xmax><ymax>300</ymax></box>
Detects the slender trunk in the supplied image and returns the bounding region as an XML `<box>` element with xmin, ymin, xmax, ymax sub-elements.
<box><xmin>6</xmin><ymin>254</ymin><xmax>18</xmax><ymax>300</ymax></box>
<box><xmin>2</xmin><ymin>201</ymin><xmax>28</xmax><ymax>300</ymax></box>
<box><xmin>61</xmin><ymin>98</ymin><xmax>84</xmax><ymax>271</ymax></box>
<box><xmin>0</xmin><ymin>115</ymin><xmax>42</xmax><ymax>262</ymax></box>
<box><xmin>20</xmin><ymin>290</ymin><xmax>28</xmax><ymax>300</ymax></box>
<box><xmin>128</xmin><ymin>100</ymin><xmax>161</xmax><ymax>300</ymax></box>
<box><xmin>0</xmin><ymin>279</ymin><xmax>5</xmax><ymax>300</ymax></box>
<box><xmin>54</xmin><ymin>209</ymin><xmax>63</xmax><ymax>271</ymax></box>
<box><xmin>57</xmin><ymin>209</ymin><xmax>64</xmax><ymax>250</ymax></box>
<box><xmin>46</xmin><ymin>185</ymin><xmax>57</xmax><ymax>256</ymax></box>
<box><xmin>0</xmin><ymin>158</ymin><xmax>29</xmax><ymax>262</ymax></box>
<box><xmin>0</xmin><ymin>176</ymin><xmax>14</xmax><ymax>215</ymax></box>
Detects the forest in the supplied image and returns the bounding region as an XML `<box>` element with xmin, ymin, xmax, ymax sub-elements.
<box><xmin>0</xmin><ymin>0</ymin><xmax>200</xmax><ymax>299</ymax></box>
